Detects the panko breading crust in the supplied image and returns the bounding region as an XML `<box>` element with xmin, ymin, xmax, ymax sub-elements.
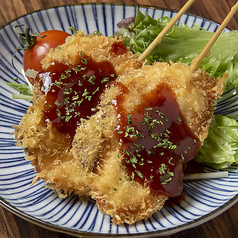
<box><xmin>14</xmin><ymin>86</ymin><xmax>90</xmax><ymax>197</ymax></box>
<box><xmin>72</xmin><ymin>62</ymin><xmax>226</xmax><ymax>224</ymax></box>
<box><xmin>14</xmin><ymin>32</ymin><xmax>141</xmax><ymax>198</ymax></box>
<box><xmin>41</xmin><ymin>31</ymin><xmax>142</xmax><ymax>75</ymax></box>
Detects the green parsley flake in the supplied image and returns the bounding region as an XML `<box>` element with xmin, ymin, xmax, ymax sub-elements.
<box><xmin>61</xmin><ymin>73</ymin><xmax>68</xmax><ymax>80</ymax></box>
<box><xmin>123</xmin><ymin>150</ymin><xmax>130</xmax><ymax>156</ymax></box>
<box><xmin>181</xmin><ymin>154</ymin><xmax>185</xmax><ymax>161</ymax></box>
<box><xmin>131</xmin><ymin>172</ymin><xmax>135</xmax><ymax>180</ymax></box>
<box><xmin>72</xmin><ymin>67</ymin><xmax>80</xmax><ymax>73</ymax></box>
<box><xmin>135</xmin><ymin>170</ymin><xmax>144</xmax><ymax>179</ymax></box>
<box><xmin>92</xmin><ymin>87</ymin><xmax>99</xmax><ymax>95</ymax></box>
<box><xmin>159</xmin><ymin>163</ymin><xmax>166</xmax><ymax>174</ymax></box>
<box><xmin>72</xmin><ymin>95</ymin><xmax>79</xmax><ymax>101</ymax></box>
<box><xmin>81</xmin><ymin>58</ymin><xmax>88</xmax><ymax>65</ymax></box>
<box><xmin>54</xmin><ymin>81</ymin><xmax>63</xmax><ymax>88</ymax></box>
<box><xmin>65</xmin><ymin>115</ymin><xmax>71</xmax><ymax>122</ymax></box>
<box><xmin>54</xmin><ymin>100</ymin><xmax>61</xmax><ymax>107</ymax></box>
<box><xmin>88</xmin><ymin>75</ymin><xmax>96</xmax><ymax>85</ymax></box>
<box><xmin>65</xmin><ymin>69</ymin><xmax>71</xmax><ymax>74</ymax></box>
<box><xmin>85</xmin><ymin>95</ymin><xmax>92</xmax><ymax>101</ymax></box>
<box><xmin>168</xmin><ymin>157</ymin><xmax>175</xmax><ymax>165</ymax></box>
<box><xmin>130</xmin><ymin>155</ymin><xmax>137</xmax><ymax>164</ymax></box>
<box><xmin>127</xmin><ymin>114</ymin><xmax>132</xmax><ymax>124</ymax></box>
<box><xmin>161</xmin><ymin>176</ymin><xmax>172</xmax><ymax>185</ymax></box>
<box><xmin>101</xmin><ymin>77</ymin><xmax>109</xmax><ymax>83</ymax></box>
<box><xmin>56</xmin><ymin>109</ymin><xmax>61</xmax><ymax>117</ymax></box>
<box><xmin>77</xmin><ymin>99</ymin><xmax>84</xmax><ymax>106</ymax></box>
<box><xmin>82</xmin><ymin>89</ymin><xmax>89</xmax><ymax>97</ymax></box>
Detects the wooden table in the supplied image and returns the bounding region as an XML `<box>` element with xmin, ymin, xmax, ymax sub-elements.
<box><xmin>1</xmin><ymin>0</ymin><xmax>238</xmax><ymax>237</ymax></box>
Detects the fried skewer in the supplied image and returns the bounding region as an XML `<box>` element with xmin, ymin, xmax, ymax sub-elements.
<box><xmin>138</xmin><ymin>0</ymin><xmax>196</xmax><ymax>62</ymax></box>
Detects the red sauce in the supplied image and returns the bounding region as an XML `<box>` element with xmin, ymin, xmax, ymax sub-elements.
<box><xmin>166</xmin><ymin>162</ymin><xmax>204</xmax><ymax>206</ymax></box>
<box><xmin>36</xmin><ymin>52</ymin><xmax>117</xmax><ymax>139</ymax></box>
<box><xmin>110</xmin><ymin>42</ymin><xmax>128</xmax><ymax>55</ymax></box>
<box><xmin>114</xmin><ymin>83</ymin><xmax>201</xmax><ymax>197</ymax></box>
<box><xmin>184</xmin><ymin>160</ymin><xmax>204</xmax><ymax>175</ymax></box>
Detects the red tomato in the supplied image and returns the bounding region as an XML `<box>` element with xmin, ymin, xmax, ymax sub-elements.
<box><xmin>23</xmin><ymin>30</ymin><xmax>70</xmax><ymax>84</ymax></box>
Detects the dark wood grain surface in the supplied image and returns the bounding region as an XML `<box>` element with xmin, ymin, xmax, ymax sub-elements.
<box><xmin>1</xmin><ymin>0</ymin><xmax>238</xmax><ymax>237</ymax></box>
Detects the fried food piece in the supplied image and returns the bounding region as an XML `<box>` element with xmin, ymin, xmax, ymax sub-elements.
<box><xmin>41</xmin><ymin>31</ymin><xmax>142</xmax><ymax>75</ymax></box>
<box><xmin>14</xmin><ymin>87</ymin><xmax>89</xmax><ymax>197</ymax></box>
<box><xmin>14</xmin><ymin>32</ymin><xmax>141</xmax><ymax>197</ymax></box>
<box><xmin>72</xmin><ymin>62</ymin><xmax>226</xmax><ymax>224</ymax></box>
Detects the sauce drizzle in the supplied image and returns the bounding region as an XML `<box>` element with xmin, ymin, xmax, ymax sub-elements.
<box><xmin>36</xmin><ymin>52</ymin><xmax>117</xmax><ymax>139</ymax></box>
<box><xmin>114</xmin><ymin>83</ymin><xmax>201</xmax><ymax>197</ymax></box>
<box><xmin>110</xmin><ymin>41</ymin><xmax>128</xmax><ymax>55</ymax></box>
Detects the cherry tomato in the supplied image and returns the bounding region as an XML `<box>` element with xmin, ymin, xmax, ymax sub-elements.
<box><xmin>23</xmin><ymin>30</ymin><xmax>70</xmax><ymax>84</ymax></box>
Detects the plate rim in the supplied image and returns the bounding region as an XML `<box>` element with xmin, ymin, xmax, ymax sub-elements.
<box><xmin>1</xmin><ymin>2</ymin><xmax>238</xmax><ymax>237</ymax></box>
<box><xmin>0</xmin><ymin>2</ymin><xmax>216</xmax><ymax>30</ymax></box>
<box><xmin>1</xmin><ymin>192</ymin><xmax>238</xmax><ymax>237</ymax></box>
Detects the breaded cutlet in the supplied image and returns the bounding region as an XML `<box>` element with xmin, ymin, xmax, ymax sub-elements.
<box><xmin>72</xmin><ymin>61</ymin><xmax>226</xmax><ymax>224</ymax></box>
<box><xmin>41</xmin><ymin>31</ymin><xmax>142</xmax><ymax>75</ymax></box>
<box><xmin>14</xmin><ymin>31</ymin><xmax>142</xmax><ymax>197</ymax></box>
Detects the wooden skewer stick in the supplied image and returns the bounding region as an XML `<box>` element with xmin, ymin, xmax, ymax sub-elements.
<box><xmin>190</xmin><ymin>1</ymin><xmax>238</xmax><ymax>72</ymax></box>
<box><xmin>138</xmin><ymin>0</ymin><xmax>196</xmax><ymax>62</ymax></box>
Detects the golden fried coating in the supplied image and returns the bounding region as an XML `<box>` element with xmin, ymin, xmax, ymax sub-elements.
<box><xmin>14</xmin><ymin>32</ymin><xmax>141</xmax><ymax>197</ymax></box>
<box><xmin>14</xmin><ymin>86</ymin><xmax>89</xmax><ymax>197</ymax></box>
<box><xmin>41</xmin><ymin>31</ymin><xmax>142</xmax><ymax>75</ymax></box>
<box><xmin>72</xmin><ymin>62</ymin><xmax>226</xmax><ymax>224</ymax></box>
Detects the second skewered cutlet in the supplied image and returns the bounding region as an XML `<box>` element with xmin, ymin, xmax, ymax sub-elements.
<box><xmin>72</xmin><ymin>61</ymin><xmax>227</xmax><ymax>224</ymax></box>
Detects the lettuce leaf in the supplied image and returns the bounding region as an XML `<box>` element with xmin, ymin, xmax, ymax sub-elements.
<box><xmin>6</xmin><ymin>82</ymin><xmax>32</xmax><ymax>96</ymax></box>
<box><xmin>195</xmin><ymin>115</ymin><xmax>238</xmax><ymax>169</ymax></box>
<box><xmin>6</xmin><ymin>81</ymin><xmax>33</xmax><ymax>101</ymax></box>
<box><xmin>115</xmin><ymin>8</ymin><xmax>238</xmax><ymax>91</ymax></box>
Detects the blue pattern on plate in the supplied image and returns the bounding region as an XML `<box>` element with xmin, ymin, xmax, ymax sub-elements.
<box><xmin>0</xmin><ymin>3</ymin><xmax>238</xmax><ymax>237</ymax></box>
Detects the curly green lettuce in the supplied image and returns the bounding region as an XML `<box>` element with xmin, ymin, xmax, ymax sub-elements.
<box><xmin>6</xmin><ymin>82</ymin><xmax>32</xmax><ymax>100</ymax></box>
<box><xmin>6</xmin><ymin>82</ymin><xmax>32</xmax><ymax>96</ymax></box>
<box><xmin>114</xmin><ymin>8</ymin><xmax>238</xmax><ymax>91</ymax></box>
<box><xmin>195</xmin><ymin>115</ymin><xmax>238</xmax><ymax>169</ymax></box>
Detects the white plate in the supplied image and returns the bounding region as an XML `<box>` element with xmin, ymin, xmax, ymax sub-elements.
<box><xmin>1</xmin><ymin>3</ymin><xmax>238</xmax><ymax>237</ymax></box>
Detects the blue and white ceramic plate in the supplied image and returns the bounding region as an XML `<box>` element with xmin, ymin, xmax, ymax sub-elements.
<box><xmin>1</xmin><ymin>3</ymin><xmax>238</xmax><ymax>237</ymax></box>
